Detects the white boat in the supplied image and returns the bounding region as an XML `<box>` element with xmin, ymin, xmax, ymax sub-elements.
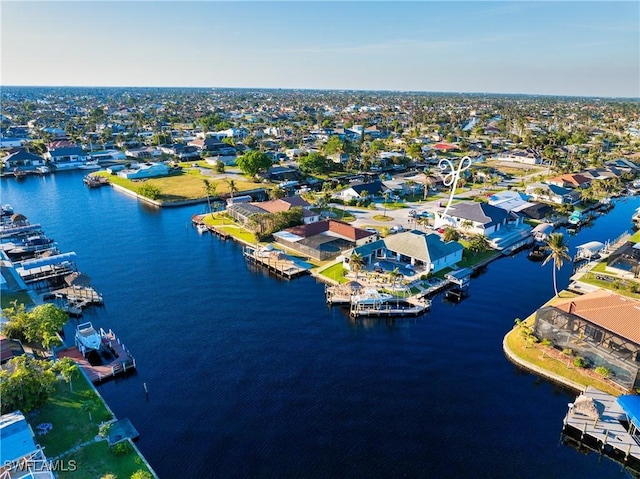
<box><xmin>351</xmin><ymin>288</ymin><xmax>395</xmax><ymax>305</ymax></box>
<box><xmin>75</xmin><ymin>322</ymin><xmax>102</xmax><ymax>351</ymax></box>
<box><xmin>78</xmin><ymin>160</ymin><xmax>100</xmax><ymax>170</ymax></box>
<box><xmin>196</xmin><ymin>223</ymin><xmax>208</xmax><ymax>234</ymax></box>
<box><xmin>36</xmin><ymin>166</ymin><xmax>50</xmax><ymax>175</ymax></box>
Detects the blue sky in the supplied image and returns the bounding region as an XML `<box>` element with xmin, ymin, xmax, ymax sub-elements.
<box><xmin>2</xmin><ymin>1</ymin><xmax>638</xmax><ymax>97</ymax></box>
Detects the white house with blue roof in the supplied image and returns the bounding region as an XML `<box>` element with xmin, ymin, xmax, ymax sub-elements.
<box><xmin>345</xmin><ymin>230</ymin><xmax>463</xmax><ymax>274</ymax></box>
<box><xmin>45</xmin><ymin>146</ymin><xmax>90</xmax><ymax>170</ymax></box>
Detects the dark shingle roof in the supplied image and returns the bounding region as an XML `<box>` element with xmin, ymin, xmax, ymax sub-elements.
<box><xmin>448</xmin><ymin>202</ymin><xmax>509</xmax><ymax>227</ymax></box>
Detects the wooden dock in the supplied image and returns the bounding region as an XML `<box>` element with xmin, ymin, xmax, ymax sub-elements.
<box><xmin>243</xmin><ymin>246</ymin><xmax>309</xmax><ymax>279</ymax></box>
<box><xmin>562</xmin><ymin>386</ymin><xmax>640</xmax><ymax>472</ymax></box>
<box><xmin>57</xmin><ymin>328</ymin><xmax>136</xmax><ymax>383</ymax></box>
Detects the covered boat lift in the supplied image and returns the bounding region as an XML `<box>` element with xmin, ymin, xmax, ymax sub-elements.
<box><xmin>574</xmin><ymin>241</ymin><xmax>605</xmax><ymax>262</ymax></box>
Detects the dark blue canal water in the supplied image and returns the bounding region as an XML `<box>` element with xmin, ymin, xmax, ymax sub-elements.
<box><xmin>2</xmin><ymin>170</ymin><xmax>637</xmax><ymax>478</ymax></box>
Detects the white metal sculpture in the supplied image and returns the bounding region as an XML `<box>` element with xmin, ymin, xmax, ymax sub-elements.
<box><xmin>434</xmin><ymin>156</ymin><xmax>472</xmax><ymax>228</ymax></box>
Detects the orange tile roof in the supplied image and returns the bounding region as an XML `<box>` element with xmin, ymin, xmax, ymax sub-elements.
<box><xmin>553</xmin><ymin>290</ymin><xmax>640</xmax><ymax>344</ymax></box>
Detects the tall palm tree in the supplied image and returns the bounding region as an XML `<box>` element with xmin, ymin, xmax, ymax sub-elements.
<box><xmin>226</xmin><ymin>179</ymin><xmax>238</xmax><ymax>199</ymax></box>
<box><xmin>382</xmin><ymin>190</ymin><xmax>391</xmax><ymax>218</ymax></box>
<box><xmin>349</xmin><ymin>252</ymin><xmax>364</xmax><ymax>280</ymax></box>
<box><xmin>542</xmin><ymin>233</ymin><xmax>571</xmax><ymax>296</ymax></box>
<box><xmin>203</xmin><ymin>179</ymin><xmax>216</xmax><ymax>213</ymax></box>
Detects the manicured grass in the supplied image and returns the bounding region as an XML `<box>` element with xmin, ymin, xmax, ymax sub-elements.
<box><xmin>1</xmin><ymin>290</ymin><xmax>33</xmax><ymax>309</ymax></box>
<box><xmin>381</xmin><ymin>201</ymin><xmax>408</xmax><ymax>210</ymax></box>
<box><xmin>372</xmin><ymin>214</ymin><xmax>394</xmax><ymax>222</ymax></box>
<box><xmin>200</xmin><ymin>214</ymin><xmax>258</xmax><ymax>244</ymax></box>
<box><xmin>28</xmin><ymin>375</ymin><xmax>113</xmax><ymax>457</ymax></box>
<box><xmin>590</xmin><ymin>261</ymin><xmax>607</xmax><ymax>273</ymax></box>
<box><xmin>311</xmin><ymin>207</ymin><xmax>356</xmax><ymax>222</ymax></box>
<box><xmin>97</xmin><ymin>170</ymin><xmax>257</xmax><ymax>202</ymax></box>
<box><xmin>319</xmin><ymin>262</ymin><xmax>347</xmax><ymax>283</ymax></box>
<box><xmin>57</xmin><ymin>440</ymin><xmax>152</xmax><ymax>479</ymax></box>
<box><xmin>579</xmin><ymin>273</ymin><xmax>640</xmax><ymax>299</ymax></box>
<box><xmin>505</xmin><ymin>318</ymin><xmax>623</xmax><ymax>396</ymax></box>
<box><xmin>456</xmin><ymin>249</ymin><xmax>501</xmax><ymax>269</ymax></box>
<box><xmin>629</xmin><ymin>230</ymin><xmax>640</xmax><ymax>243</ymax></box>
<box><xmin>217</xmin><ymin>225</ymin><xmax>258</xmax><ymax>245</ymax></box>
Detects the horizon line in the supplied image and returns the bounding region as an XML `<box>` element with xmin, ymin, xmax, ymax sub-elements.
<box><xmin>2</xmin><ymin>84</ymin><xmax>638</xmax><ymax>101</ymax></box>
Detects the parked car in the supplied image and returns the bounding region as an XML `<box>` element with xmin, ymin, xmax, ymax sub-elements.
<box><xmin>390</xmin><ymin>225</ymin><xmax>405</xmax><ymax>233</ymax></box>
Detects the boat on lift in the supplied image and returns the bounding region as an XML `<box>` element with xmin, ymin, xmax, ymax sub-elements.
<box><xmin>75</xmin><ymin>322</ymin><xmax>102</xmax><ymax>352</ymax></box>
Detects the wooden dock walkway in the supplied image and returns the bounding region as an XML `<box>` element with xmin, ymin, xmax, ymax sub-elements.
<box><xmin>562</xmin><ymin>386</ymin><xmax>640</xmax><ymax>472</ymax></box>
<box><xmin>243</xmin><ymin>246</ymin><xmax>309</xmax><ymax>279</ymax></box>
<box><xmin>57</xmin><ymin>328</ymin><xmax>136</xmax><ymax>383</ymax></box>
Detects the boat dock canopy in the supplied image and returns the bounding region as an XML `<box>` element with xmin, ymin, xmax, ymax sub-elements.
<box><xmin>18</xmin><ymin>252</ymin><xmax>76</xmax><ymax>270</ymax></box>
<box><xmin>531</xmin><ymin>223</ymin><xmax>554</xmax><ymax>235</ymax></box>
<box><xmin>576</xmin><ymin>241</ymin><xmax>605</xmax><ymax>256</ymax></box>
<box><xmin>617</xmin><ymin>395</ymin><xmax>640</xmax><ymax>428</ymax></box>
<box><xmin>445</xmin><ymin>268</ymin><xmax>472</xmax><ymax>286</ymax></box>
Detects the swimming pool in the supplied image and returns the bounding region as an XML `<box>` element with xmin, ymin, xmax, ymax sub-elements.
<box><xmin>374</xmin><ymin>260</ymin><xmax>411</xmax><ymax>276</ymax></box>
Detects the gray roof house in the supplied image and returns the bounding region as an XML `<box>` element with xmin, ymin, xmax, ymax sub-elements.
<box><xmin>348</xmin><ymin>230</ymin><xmax>463</xmax><ymax>274</ymax></box>
<box><xmin>1</xmin><ymin>149</ymin><xmax>46</xmax><ymax>171</ymax></box>
<box><xmin>444</xmin><ymin>201</ymin><xmax>532</xmax><ymax>251</ymax></box>
<box><xmin>340</xmin><ymin>180</ymin><xmax>388</xmax><ymax>201</ymax></box>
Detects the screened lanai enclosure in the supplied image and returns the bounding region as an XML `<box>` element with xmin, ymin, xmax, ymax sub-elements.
<box><xmin>534</xmin><ymin>306</ymin><xmax>640</xmax><ymax>391</ymax></box>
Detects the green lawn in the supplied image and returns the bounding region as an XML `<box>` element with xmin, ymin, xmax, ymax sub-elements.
<box><xmin>310</xmin><ymin>207</ymin><xmax>356</xmax><ymax>222</ymax></box>
<box><xmin>319</xmin><ymin>262</ymin><xmax>347</xmax><ymax>283</ymax></box>
<box><xmin>579</xmin><ymin>273</ymin><xmax>640</xmax><ymax>299</ymax></box>
<box><xmin>57</xmin><ymin>441</ymin><xmax>152</xmax><ymax>479</ymax></box>
<box><xmin>28</xmin><ymin>374</ymin><xmax>155</xmax><ymax>477</ymax></box>
<box><xmin>28</xmin><ymin>376</ymin><xmax>113</xmax><ymax>457</ymax></box>
<box><xmin>505</xmin><ymin>318</ymin><xmax>623</xmax><ymax>396</ymax></box>
<box><xmin>217</xmin><ymin>225</ymin><xmax>258</xmax><ymax>244</ymax></box>
<box><xmin>1</xmin><ymin>290</ymin><xmax>33</xmax><ymax>309</ymax></box>
<box><xmin>456</xmin><ymin>249</ymin><xmax>501</xmax><ymax>269</ymax></box>
<box><xmin>629</xmin><ymin>230</ymin><xmax>640</xmax><ymax>243</ymax></box>
<box><xmin>97</xmin><ymin>170</ymin><xmax>257</xmax><ymax>202</ymax></box>
<box><xmin>372</xmin><ymin>214</ymin><xmax>393</xmax><ymax>222</ymax></box>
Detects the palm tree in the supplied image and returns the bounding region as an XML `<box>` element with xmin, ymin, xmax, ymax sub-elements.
<box><xmin>202</xmin><ymin>179</ymin><xmax>217</xmax><ymax>214</ymax></box>
<box><xmin>382</xmin><ymin>190</ymin><xmax>391</xmax><ymax>218</ymax></box>
<box><xmin>542</xmin><ymin>233</ymin><xmax>571</xmax><ymax>296</ymax></box>
<box><xmin>55</xmin><ymin>357</ymin><xmax>79</xmax><ymax>392</ymax></box>
<box><xmin>349</xmin><ymin>252</ymin><xmax>364</xmax><ymax>280</ymax></box>
<box><xmin>226</xmin><ymin>179</ymin><xmax>238</xmax><ymax>199</ymax></box>
<box><xmin>468</xmin><ymin>234</ymin><xmax>490</xmax><ymax>255</ymax></box>
<box><xmin>443</xmin><ymin>226</ymin><xmax>460</xmax><ymax>242</ymax></box>
<box><xmin>461</xmin><ymin>220</ymin><xmax>473</xmax><ymax>237</ymax></box>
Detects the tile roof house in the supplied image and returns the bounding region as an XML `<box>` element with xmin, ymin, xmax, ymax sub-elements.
<box><xmin>546</xmin><ymin>173</ymin><xmax>592</xmax><ymax>189</ymax></box>
<box><xmin>534</xmin><ymin>290</ymin><xmax>640</xmax><ymax>390</ymax></box>
<box><xmin>274</xmin><ymin>220</ymin><xmax>376</xmax><ymax>261</ymax></box>
<box><xmin>227</xmin><ymin>197</ymin><xmax>320</xmax><ymax>225</ymax></box>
